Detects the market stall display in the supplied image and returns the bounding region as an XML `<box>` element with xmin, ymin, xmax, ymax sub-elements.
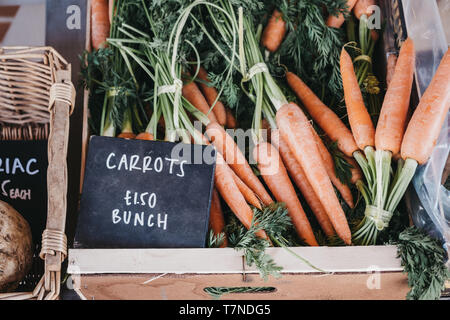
<box><xmin>62</xmin><ymin>0</ymin><xmax>450</xmax><ymax>300</ymax></box>
<box><xmin>0</xmin><ymin>0</ymin><xmax>448</xmax><ymax>301</ymax></box>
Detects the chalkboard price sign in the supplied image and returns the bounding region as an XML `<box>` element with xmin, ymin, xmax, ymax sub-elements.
<box><xmin>0</xmin><ymin>140</ymin><xmax>48</xmax><ymax>242</ymax></box>
<box><xmin>74</xmin><ymin>136</ymin><xmax>216</xmax><ymax>248</ymax></box>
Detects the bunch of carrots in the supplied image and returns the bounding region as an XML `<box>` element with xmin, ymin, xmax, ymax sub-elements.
<box><xmin>86</xmin><ymin>0</ymin><xmax>449</xmax><ymax>252</ymax></box>
<box><xmin>263</xmin><ymin>1</ymin><xmax>449</xmax><ymax>244</ymax></box>
<box><xmin>182</xmin><ymin>1</ymin><xmax>354</xmax><ymax>246</ymax></box>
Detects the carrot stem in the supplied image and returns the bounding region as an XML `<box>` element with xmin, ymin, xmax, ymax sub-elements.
<box><xmin>385</xmin><ymin>158</ymin><xmax>417</xmax><ymax>213</ymax></box>
<box><xmin>101</xmin><ymin>93</ymin><xmax>116</xmax><ymax>137</ymax></box>
<box><xmin>346</xmin><ymin>15</ymin><xmax>356</xmax><ymax>43</ymax></box>
<box><xmin>356</xmin><ymin>179</ymin><xmax>371</xmax><ymax>205</ymax></box>
<box><xmin>353</xmin><ymin>152</ymin><xmax>415</xmax><ymax>245</ymax></box>
<box><xmin>270</xmin><ymin>236</ymin><xmax>329</xmax><ymax>273</ymax></box>
<box><xmin>364</xmin><ymin>146</ymin><xmax>377</xmax><ymax>186</ymax></box>
<box><xmin>121</xmin><ymin>107</ymin><xmax>133</xmax><ymax>133</ymax></box>
<box><xmin>374</xmin><ymin>150</ymin><xmax>392</xmax><ymax>210</ymax></box>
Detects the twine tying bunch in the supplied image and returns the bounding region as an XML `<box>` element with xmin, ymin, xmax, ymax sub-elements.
<box><xmin>366</xmin><ymin>205</ymin><xmax>394</xmax><ymax>231</ymax></box>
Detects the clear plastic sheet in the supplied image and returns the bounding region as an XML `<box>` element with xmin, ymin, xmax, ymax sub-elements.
<box><xmin>401</xmin><ymin>0</ymin><xmax>449</xmax><ymax>262</ymax></box>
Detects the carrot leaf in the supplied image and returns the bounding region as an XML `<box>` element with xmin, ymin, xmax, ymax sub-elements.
<box><xmin>395</xmin><ymin>227</ymin><xmax>450</xmax><ymax>300</ymax></box>
<box><xmin>206</xmin><ymin>230</ymin><xmax>226</xmax><ymax>248</ymax></box>
<box><xmin>226</xmin><ymin>203</ymin><xmax>293</xmax><ymax>280</ymax></box>
<box><xmin>275</xmin><ymin>0</ymin><xmax>348</xmax><ymax>104</ymax></box>
<box><xmin>327</xmin><ymin>140</ymin><xmax>353</xmax><ymax>185</ymax></box>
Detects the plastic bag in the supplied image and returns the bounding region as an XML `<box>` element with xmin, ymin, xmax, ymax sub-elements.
<box><xmin>401</xmin><ymin>0</ymin><xmax>450</xmax><ymax>262</ymax></box>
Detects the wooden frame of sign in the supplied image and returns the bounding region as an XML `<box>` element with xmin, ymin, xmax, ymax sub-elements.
<box><xmin>66</xmin><ymin>0</ymin><xmax>413</xmax><ymax>300</ymax></box>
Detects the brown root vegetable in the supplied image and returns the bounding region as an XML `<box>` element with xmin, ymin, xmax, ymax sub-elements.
<box><xmin>0</xmin><ymin>200</ymin><xmax>33</xmax><ymax>293</ymax></box>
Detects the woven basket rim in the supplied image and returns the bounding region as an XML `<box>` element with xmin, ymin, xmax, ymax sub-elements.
<box><xmin>0</xmin><ymin>46</ymin><xmax>70</xmax><ymax>129</ymax></box>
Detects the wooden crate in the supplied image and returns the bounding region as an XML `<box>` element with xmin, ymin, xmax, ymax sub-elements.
<box><xmin>67</xmin><ymin>0</ymin><xmax>413</xmax><ymax>301</ymax></box>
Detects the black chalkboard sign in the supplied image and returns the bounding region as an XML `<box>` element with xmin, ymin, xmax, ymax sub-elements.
<box><xmin>0</xmin><ymin>140</ymin><xmax>48</xmax><ymax>242</ymax></box>
<box><xmin>74</xmin><ymin>136</ymin><xmax>216</xmax><ymax>248</ymax></box>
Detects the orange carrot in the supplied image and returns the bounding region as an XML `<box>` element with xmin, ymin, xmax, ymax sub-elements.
<box><xmin>271</xmin><ymin>130</ymin><xmax>335</xmax><ymax>237</ymax></box>
<box><xmin>375</xmin><ymin>38</ymin><xmax>415</xmax><ymax>155</ymax></box>
<box><xmin>214</xmin><ymin>152</ymin><xmax>268</xmax><ymax>239</ymax></box>
<box><xmin>326</xmin><ymin>0</ymin><xmax>358</xmax><ymax>29</ymax></box>
<box><xmin>261</xmin><ymin>118</ymin><xmax>272</xmax><ymax>142</ymax></box>
<box><xmin>182</xmin><ymin>80</ymin><xmax>218</xmax><ymax>123</ymax></box>
<box><xmin>108</xmin><ymin>0</ymin><xmax>114</xmax><ymax>24</ymax></box>
<box><xmin>136</xmin><ymin>132</ymin><xmax>154</xmax><ymax>140</ymax></box>
<box><xmin>206</xmin><ymin>122</ymin><xmax>273</xmax><ymax>206</ymax></box>
<box><xmin>386</xmin><ymin>53</ymin><xmax>398</xmax><ymax>88</ymax></box>
<box><xmin>261</xmin><ymin>10</ymin><xmax>287</xmax><ymax>53</ymax></box>
<box><xmin>253</xmin><ymin>142</ymin><xmax>319</xmax><ymax>246</ymax></box>
<box><xmin>117</xmin><ymin>132</ymin><xmax>136</xmax><ymax>139</ymax></box>
<box><xmin>195</xmin><ymin>66</ymin><xmax>227</xmax><ymax>126</ymax></box>
<box><xmin>401</xmin><ymin>48</ymin><xmax>450</xmax><ymax>164</ymax></box>
<box><xmin>225</xmin><ymin>107</ymin><xmax>237</xmax><ymax>129</ymax></box>
<box><xmin>230</xmin><ymin>170</ymin><xmax>262</xmax><ymax>210</ymax></box>
<box><xmin>340</xmin><ymin>47</ymin><xmax>375</xmax><ymax>150</ymax></box>
<box><xmin>91</xmin><ymin>0</ymin><xmax>110</xmax><ymax>50</ymax></box>
<box><xmin>312</xmin><ymin>131</ymin><xmax>355</xmax><ymax>208</ymax></box>
<box><xmin>286</xmin><ymin>71</ymin><xmax>358</xmax><ymax>157</ymax></box>
<box><xmin>276</xmin><ymin>103</ymin><xmax>352</xmax><ymax>244</ymax></box>
<box><xmin>209</xmin><ymin>188</ymin><xmax>228</xmax><ymax>247</ymax></box>
<box><xmin>353</xmin><ymin>0</ymin><xmax>377</xmax><ymax>19</ymax></box>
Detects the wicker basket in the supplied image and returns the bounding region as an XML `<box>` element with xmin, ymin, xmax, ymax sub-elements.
<box><xmin>0</xmin><ymin>46</ymin><xmax>75</xmax><ymax>300</ymax></box>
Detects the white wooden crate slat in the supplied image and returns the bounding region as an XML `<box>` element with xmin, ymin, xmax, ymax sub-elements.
<box><xmin>68</xmin><ymin>245</ymin><xmax>402</xmax><ymax>275</ymax></box>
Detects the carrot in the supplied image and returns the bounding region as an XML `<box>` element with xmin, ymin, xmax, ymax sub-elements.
<box><xmin>225</xmin><ymin>107</ymin><xmax>237</xmax><ymax>129</ymax></box>
<box><xmin>206</xmin><ymin>122</ymin><xmax>273</xmax><ymax>206</ymax></box>
<box><xmin>117</xmin><ymin>132</ymin><xmax>136</xmax><ymax>139</ymax></box>
<box><xmin>253</xmin><ymin>142</ymin><xmax>319</xmax><ymax>246</ymax></box>
<box><xmin>261</xmin><ymin>119</ymin><xmax>271</xmax><ymax>142</ymax></box>
<box><xmin>271</xmin><ymin>129</ymin><xmax>335</xmax><ymax>237</ymax></box>
<box><xmin>91</xmin><ymin>0</ymin><xmax>110</xmax><ymax>50</ymax></box>
<box><xmin>182</xmin><ymin>79</ymin><xmax>218</xmax><ymax>124</ymax></box>
<box><xmin>136</xmin><ymin>132</ymin><xmax>154</xmax><ymax>140</ymax></box>
<box><xmin>286</xmin><ymin>71</ymin><xmax>358</xmax><ymax>157</ymax></box>
<box><xmin>353</xmin><ymin>0</ymin><xmax>377</xmax><ymax>19</ymax></box>
<box><xmin>108</xmin><ymin>0</ymin><xmax>114</xmax><ymax>24</ymax></box>
<box><xmin>344</xmin><ymin>155</ymin><xmax>363</xmax><ymax>184</ymax></box>
<box><xmin>386</xmin><ymin>53</ymin><xmax>398</xmax><ymax>88</ymax></box>
<box><xmin>340</xmin><ymin>47</ymin><xmax>375</xmax><ymax>150</ymax></box>
<box><xmin>326</xmin><ymin>0</ymin><xmax>358</xmax><ymax>29</ymax></box>
<box><xmin>261</xmin><ymin>10</ymin><xmax>287</xmax><ymax>53</ymax></box>
<box><xmin>375</xmin><ymin>38</ymin><xmax>415</xmax><ymax>155</ymax></box>
<box><xmin>312</xmin><ymin>131</ymin><xmax>355</xmax><ymax>208</ymax></box>
<box><xmin>401</xmin><ymin>48</ymin><xmax>450</xmax><ymax>165</ymax></box>
<box><xmin>209</xmin><ymin>188</ymin><xmax>228</xmax><ymax>247</ymax></box>
<box><xmin>230</xmin><ymin>170</ymin><xmax>262</xmax><ymax>210</ymax></box>
<box><xmin>214</xmin><ymin>152</ymin><xmax>268</xmax><ymax>240</ymax></box>
<box><xmin>195</xmin><ymin>66</ymin><xmax>227</xmax><ymax>126</ymax></box>
<box><xmin>276</xmin><ymin>103</ymin><xmax>352</xmax><ymax>244</ymax></box>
